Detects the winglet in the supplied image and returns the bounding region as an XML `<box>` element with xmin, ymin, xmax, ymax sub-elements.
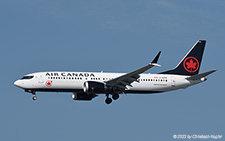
<box><xmin>151</xmin><ymin>51</ymin><xmax>161</xmax><ymax>63</ymax></box>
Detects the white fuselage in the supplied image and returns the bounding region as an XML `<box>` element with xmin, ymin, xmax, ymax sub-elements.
<box><xmin>14</xmin><ymin>71</ymin><xmax>205</xmax><ymax>94</ymax></box>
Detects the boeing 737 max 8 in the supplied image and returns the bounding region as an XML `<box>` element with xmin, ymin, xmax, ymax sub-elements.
<box><xmin>14</xmin><ymin>40</ymin><xmax>216</xmax><ymax>104</ymax></box>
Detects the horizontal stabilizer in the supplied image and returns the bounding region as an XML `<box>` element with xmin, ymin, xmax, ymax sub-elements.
<box><xmin>186</xmin><ymin>70</ymin><xmax>216</xmax><ymax>80</ymax></box>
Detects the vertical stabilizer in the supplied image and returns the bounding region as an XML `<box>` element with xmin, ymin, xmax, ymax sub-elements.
<box><xmin>160</xmin><ymin>40</ymin><xmax>206</xmax><ymax>76</ymax></box>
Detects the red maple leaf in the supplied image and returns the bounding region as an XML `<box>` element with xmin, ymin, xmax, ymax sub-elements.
<box><xmin>186</xmin><ymin>59</ymin><xmax>196</xmax><ymax>70</ymax></box>
<box><xmin>46</xmin><ymin>81</ymin><xmax>52</xmax><ymax>86</ymax></box>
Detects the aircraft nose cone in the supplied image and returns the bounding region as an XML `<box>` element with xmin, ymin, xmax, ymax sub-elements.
<box><xmin>14</xmin><ymin>80</ymin><xmax>22</xmax><ymax>88</ymax></box>
<box><xmin>14</xmin><ymin>80</ymin><xmax>18</xmax><ymax>86</ymax></box>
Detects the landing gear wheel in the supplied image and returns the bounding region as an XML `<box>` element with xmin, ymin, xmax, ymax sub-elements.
<box><xmin>105</xmin><ymin>98</ymin><xmax>112</xmax><ymax>104</ymax></box>
<box><xmin>32</xmin><ymin>96</ymin><xmax>37</xmax><ymax>101</ymax></box>
<box><xmin>112</xmin><ymin>94</ymin><xmax>119</xmax><ymax>100</ymax></box>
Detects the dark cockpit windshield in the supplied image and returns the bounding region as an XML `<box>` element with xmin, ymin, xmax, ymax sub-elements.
<box><xmin>21</xmin><ymin>76</ymin><xmax>34</xmax><ymax>80</ymax></box>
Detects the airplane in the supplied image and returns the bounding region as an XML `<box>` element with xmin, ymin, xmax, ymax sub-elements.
<box><xmin>14</xmin><ymin>40</ymin><xmax>216</xmax><ymax>104</ymax></box>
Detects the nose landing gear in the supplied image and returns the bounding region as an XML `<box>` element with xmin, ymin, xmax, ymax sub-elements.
<box><xmin>31</xmin><ymin>90</ymin><xmax>37</xmax><ymax>101</ymax></box>
<box><xmin>25</xmin><ymin>90</ymin><xmax>37</xmax><ymax>101</ymax></box>
<box><xmin>32</xmin><ymin>96</ymin><xmax>37</xmax><ymax>100</ymax></box>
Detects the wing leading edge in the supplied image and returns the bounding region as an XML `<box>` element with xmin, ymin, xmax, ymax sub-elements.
<box><xmin>106</xmin><ymin>51</ymin><xmax>161</xmax><ymax>93</ymax></box>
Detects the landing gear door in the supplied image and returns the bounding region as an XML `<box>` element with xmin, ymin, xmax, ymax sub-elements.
<box><xmin>171</xmin><ymin>76</ymin><xmax>176</xmax><ymax>87</ymax></box>
<box><xmin>38</xmin><ymin>74</ymin><xmax>44</xmax><ymax>83</ymax></box>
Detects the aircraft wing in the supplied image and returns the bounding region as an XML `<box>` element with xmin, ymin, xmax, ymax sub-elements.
<box><xmin>105</xmin><ymin>51</ymin><xmax>161</xmax><ymax>93</ymax></box>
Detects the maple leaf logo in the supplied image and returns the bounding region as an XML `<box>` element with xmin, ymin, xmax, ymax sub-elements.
<box><xmin>183</xmin><ymin>57</ymin><xmax>199</xmax><ymax>73</ymax></box>
<box><xmin>46</xmin><ymin>80</ymin><xmax>52</xmax><ymax>87</ymax></box>
<box><xmin>186</xmin><ymin>59</ymin><xmax>196</xmax><ymax>69</ymax></box>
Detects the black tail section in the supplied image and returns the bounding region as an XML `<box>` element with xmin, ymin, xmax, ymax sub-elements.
<box><xmin>160</xmin><ymin>40</ymin><xmax>206</xmax><ymax>76</ymax></box>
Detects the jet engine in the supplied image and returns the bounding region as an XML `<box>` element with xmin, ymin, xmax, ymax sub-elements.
<box><xmin>72</xmin><ymin>92</ymin><xmax>97</xmax><ymax>101</ymax></box>
<box><xmin>83</xmin><ymin>81</ymin><xmax>107</xmax><ymax>93</ymax></box>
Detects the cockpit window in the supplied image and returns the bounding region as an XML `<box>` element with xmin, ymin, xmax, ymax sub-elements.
<box><xmin>21</xmin><ymin>76</ymin><xmax>34</xmax><ymax>80</ymax></box>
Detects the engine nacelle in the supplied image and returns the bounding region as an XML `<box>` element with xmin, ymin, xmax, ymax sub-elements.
<box><xmin>72</xmin><ymin>92</ymin><xmax>97</xmax><ymax>101</ymax></box>
<box><xmin>83</xmin><ymin>81</ymin><xmax>106</xmax><ymax>93</ymax></box>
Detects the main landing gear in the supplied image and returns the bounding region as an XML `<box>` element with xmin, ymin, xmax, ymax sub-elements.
<box><xmin>105</xmin><ymin>94</ymin><xmax>120</xmax><ymax>104</ymax></box>
<box><xmin>105</xmin><ymin>97</ymin><xmax>112</xmax><ymax>104</ymax></box>
<box><xmin>112</xmin><ymin>94</ymin><xmax>119</xmax><ymax>100</ymax></box>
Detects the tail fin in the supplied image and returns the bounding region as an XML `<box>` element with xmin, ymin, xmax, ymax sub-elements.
<box><xmin>160</xmin><ymin>40</ymin><xmax>206</xmax><ymax>76</ymax></box>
